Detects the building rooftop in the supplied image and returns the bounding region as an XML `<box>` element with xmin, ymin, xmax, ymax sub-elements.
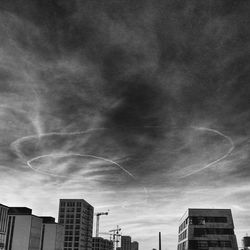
<box><xmin>0</xmin><ymin>203</ymin><xmax>9</xmax><ymax>208</ymax></box>
<box><xmin>8</xmin><ymin>207</ymin><xmax>32</xmax><ymax>215</ymax></box>
<box><xmin>59</xmin><ymin>198</ymin><xmax>93</xmax><ymax>207</ymax></box>
<box><xmin>40</xmin><ymin>216</ymin><xmax>56</xmax><ymax>223</ymax></box>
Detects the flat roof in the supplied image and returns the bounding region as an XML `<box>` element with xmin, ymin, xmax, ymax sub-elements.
<box><xmin>59</xmin><ymin>199</ymin><xmax>93</xmax><ymax>207</ymax></box>
<box><xmin>8</xmin><ymin>207</ymin><xmax>32</xmax><ymax>215</ymax></box>
<box><xmin>0</xmin><ymin>203</ymin><xmax>9</xmax><ymax>208</ymax></box>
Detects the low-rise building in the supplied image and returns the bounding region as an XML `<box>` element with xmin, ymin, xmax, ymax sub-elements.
<box><xmin>6</xmin><ymin>207</ymin><xmax>43</xmax><ymax>250</ymax></box>
<box><xmin>40</xmin><ymin>216</ymin><xmax>64</xmax><ymax>250</ymax></box>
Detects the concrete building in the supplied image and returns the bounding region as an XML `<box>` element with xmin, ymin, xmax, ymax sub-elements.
<box><xmin>121</xmin><ymin>236</ymin><xmax>131</xmax><ymax>250</ymax></box>
<box><xmin>58</xmin><ymin>199</ymin><xmax>94</xmax><ymax>250</ymax></box>
<box><xmin>177</xmin><ymin>208</ymin><xmax>238</xmax><ymax>250</ymax></box>
<box><xmin>40</xmin><ymin>217</ymin><xmax>64</xmax><ymax>250</ymax></box>
<box><xmin>6</xmin><ymin>207</ymin><xmax>43</xmax><ymax>250</ymax></box>
<box><xmin>92</xmin><ymin>237</ymin><xmax>113</xmax><ymax>250</ymax></box>
<box><xmin>0</xmin><ymin>204</ymin><xmax>9</xmax><ymax>250</ymax></box>
<box><xmin>131</xmin><ymin>241</ymin><xmax>138</xmax><ymax>250</ymax></box>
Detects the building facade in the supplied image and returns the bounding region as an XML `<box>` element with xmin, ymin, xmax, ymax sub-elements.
<box><xmin>121</xmin><ymin>236</ymin><xmax>131</xmax><ymax>250</ymax></box>
<box><xmin>131</xmin><ymin>241</ymin><xmax>138</xmax><ymax>250</ymax></box>
<box><xmin>178</xmin><ymin>208</ymin><xmax>238</xmax><ymax>250</ymax></box>
<box><xmin>243</xmin><ymin>236</ymin><xmax>250</xmax><ymax>250</ymax></box>
<box><xmin>58</xmin><ymin>199</ymin><xmax>94</xmax><ymax>250</ymax></box>
<box><xmin>6</xmin><ymin>207</ymin><xmax>43</xmax><ymax>250</ymax></box>
<box><xmin>92</xmin><ymin>237</ymin><xmax>113</xmax><ymax>250</ymax></box>
<box><xmin>40</xmin><ymin>217</ymin><xmax>64</xmax><ymax>250</ymax></box>
<box><xmin>0</xmin><ymin>204</ymin><xmax>9</xmax><ymax>250</ymax></box>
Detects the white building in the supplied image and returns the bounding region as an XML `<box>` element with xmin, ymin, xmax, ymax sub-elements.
<box><xmin>58</xmin><ymin>199</ymin><xmax>94</xmax><ymax>250</ymax></box>
<box><xmin>40</xmin><ymin>217</ymin><xmax>64</xmax><ymax>250</ymax></box>
<box><xmin>5</xmin><ymin>207</ymin><xmax>42</xmax><ymax>250</ymax></box>
<box><xmin>0</xmin><ymin>204</ymin><xmax>9</xmax><ymax>250</ymax></box>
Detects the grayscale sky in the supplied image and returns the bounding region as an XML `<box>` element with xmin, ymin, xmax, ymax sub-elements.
<box><xmin>0</xmin><ymin>0</ymin><xmax>250</xmax><ymax>249</ymax></box>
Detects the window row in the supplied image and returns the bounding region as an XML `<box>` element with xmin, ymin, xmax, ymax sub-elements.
<box><xmin>65</xmin><ymin>230</ymin><xmax>80</xmax><ymax>236</ymax></box>
<box><xmin>193</xmin><ymin>228</ymin><xmax>234</xmax><ymax>237</ymax></box>
<box><xmin>189</xmin><ymin>216</ymin><xmax>227</xmax><ymax>225</ymax></box>
<box><xmin>179</xmin><ymin>218</ymin><xmax>189</xmax><ymax>233</ymax></box>
<box><xmin>59</xmin><ymin>214</ymin><xmax>81</xmax><ymax>218</ymax></box>
<box><xmin>60</xmin><ymin>202</ymin><xmax>82</xmax><ymax>207</ymax></box>
<box><xmin>178</xmin><ymin>230</ymin><xmax>187</xmax><ymax>242</ymax></box>
<box><xmin>59</xmin><ymin>219</ymin><xmax>81</xmax><ymax>224</ymax></box>
<box><xmin>189</xmin><ymin>240</ymin><xmax>232</xmax><ymax>249</ymax></box>
<box><xmin>65</xmin><ymin>225</ymin><xmax>80</xmax><ymax>230</ymax></box>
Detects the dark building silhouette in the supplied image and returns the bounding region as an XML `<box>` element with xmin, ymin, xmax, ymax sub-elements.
<box><xmin>121</xmin><ymin>236</ymin><xmax>131</xmax><ymax>250</ymax></box>
<box><xmin>178</xmin><ymin>208</ymin><xmax>238</xmax><ymax>250</ymax></box>
<box><xmin>243</xmin><ymin>236</ymin><xmax>250</xmax><ymax>249</ymax></box>
<box><xmin>92</xmin><ymin>237</ymin><xmax>113</xmax><ymax>250</ymax></box>
<box><xmin>58</xmin><ymin>199</ymin><xmax>93</xmax><ymax>250</ymax></box>
<box><xmin>131</xmin><ymin>241</ymin><xmax>139</xmax><ymax>250</ymax></box>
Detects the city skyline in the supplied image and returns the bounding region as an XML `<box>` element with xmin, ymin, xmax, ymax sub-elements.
<box><xmin>0</xmin><ymin>0</ymin><xmax>250</xmax><ymax>249</ymax></box>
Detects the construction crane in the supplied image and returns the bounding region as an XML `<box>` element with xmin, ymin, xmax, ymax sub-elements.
<box><xmin>95</xmin><ymin>211</ymin><xmax>109</xmax><ymax>237</ymax></box>
<box><xmin>109</xmin><ymin>225</ymin><xmax>122</xmax><ymax>250</ymax></box>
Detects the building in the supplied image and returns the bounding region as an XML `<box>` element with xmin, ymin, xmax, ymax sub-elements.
<box><xmin>131</xmin><ymin>241</ymin><xmax>138</xmax><ymax>250</ymax></box>
<box><xmin>177</xmin><ymin>208</ymin><xmax>238</xmax><ymax>250</ymax></box>
<box><xmin>243</xmin><ymin>236</ymin><xmax>250</xmax><ymax>249</ymax></box>
<box><xmin>6</xmin><ymin>207</ymin><xmax>43</xmax><ymax>250</ymax></box>
<box><xmin>58</xmin><ymin>199</ymin><xmax>94</xmax><ymax>250</ymax></box>
<box><xmin>40</xmin><ymin>217</ymin><xmax>64</xmax><ymax>250</ymax></box>
<box><xmin>121</xmin><ymin>236</ymin><xmax>131</xmax><ymax>250</ymax></box>
<box><xmin>0</xmin><ymin>204</ymin><xmax>9</xmax><ymax>250</ymax></box>
<box><xmin>92</xmin><ymin>237</ymin><xmax>113</xmax><ymax>250</ymax></box>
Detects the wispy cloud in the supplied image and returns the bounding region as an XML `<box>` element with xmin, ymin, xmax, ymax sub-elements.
<box><xmin>0</xmin><ymin>1</ymin><xmax>250</xmax><ymax>249</ymax></box>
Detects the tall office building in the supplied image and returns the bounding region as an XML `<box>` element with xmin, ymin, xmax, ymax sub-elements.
<box><xmin>58</xmin><ymin>199</ymin><xmax>94</xmax><ymax>250</ymax></box>
<box><xmin>40</xmin><ymin>217</ymin><xmax>64</xmax><ymax>250</ymax></box>
<box><xmin>92</xmin><ymin>237</ymin><xmax>113</xmax><ymax>250</ymax></box>
<box><xmin>6</xmin><ymin>207</ymin><xmax>43</xmax><ymax>250</ymax></box>
<box><xmin>131</xmin><ymin>241</ymin><xmax>139</xmax><ymax>250</ymax></box>
<box><xmin>177</xmin><ymin>208</ymin><xmax>238</xmax><ymax>250</ymax></box>
<box><xmin>0</xmin><ymin>204</ymin><xmax>9</xmax><ymax>250</ymax></box>
<box><xmin>121</xmin><ymin>236</ymin><xmax>131</xmax><ymax>250</ymax></box>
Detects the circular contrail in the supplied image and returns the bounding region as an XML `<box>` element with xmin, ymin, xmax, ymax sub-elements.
<box><xmin>11</xmin><ymin>128</ymin><xmax>107</xmax><ymax>160</ymax></box>
<box><xmin>179</xmin><ymin>126</ymin><xmax>235</xmax><ymax>178</ymax></box>
<box><xmin>27</xmin><ymin>152</ymin><xmax>136</xmax><ymax>180</ymax></box>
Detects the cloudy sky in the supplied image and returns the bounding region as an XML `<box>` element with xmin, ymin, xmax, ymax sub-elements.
<box><xmin>1</xmin><ymin>0</ymin><xmax>250</xmax><ymax>249</ymax></box>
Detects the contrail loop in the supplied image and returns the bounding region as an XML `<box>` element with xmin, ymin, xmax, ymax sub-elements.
<box><xmin>179</xmin><ymin>126</ymin><xmax>235</xmax><ymax>178</ymax></box>
<box><xmin>27</xmin><ymin>152</ymin><xmax>149</xmax><ymax>204</ymax></box>
<box><xmin>27</xmin><ymin>153</ymin><xmax>136</xmax><ymax>180</ymax></box>
<box><xmin>11</xmin><ymin>128</ymin><xmax>107</xmax><ymax>160</ymax></box>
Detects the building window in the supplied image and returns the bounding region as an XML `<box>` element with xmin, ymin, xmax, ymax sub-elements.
<box><xmin>194</xmin><ymin>228</ymin><xmax>234</xmax><ymax>236</ymax></box>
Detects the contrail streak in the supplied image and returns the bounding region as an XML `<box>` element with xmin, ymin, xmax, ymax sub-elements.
<box><xmin>179</xmin><ymin>127</ymin><xmax>235</xmax><ymax>178</ymax></box>
<box><xmin>27</xmin><ymin>152</ymin><xmax>136</xmax><ymax>180</ymax></box>
<box><xmin>11</xmin><ymin>128</ymin><xmax>107</xmax><ymax>160</ymax></box>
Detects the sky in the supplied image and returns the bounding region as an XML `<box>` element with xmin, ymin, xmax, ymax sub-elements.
<box><xmin>0</xmin><ymin>0</ymin><xmax>250</xmax><ymax>249</ymax></box>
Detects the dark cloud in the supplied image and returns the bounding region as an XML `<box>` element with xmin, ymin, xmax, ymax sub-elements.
<box><xmin>1</xmin><ymin>1</ymin><xmax>250</xmax><ymax>248</ymax></box>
